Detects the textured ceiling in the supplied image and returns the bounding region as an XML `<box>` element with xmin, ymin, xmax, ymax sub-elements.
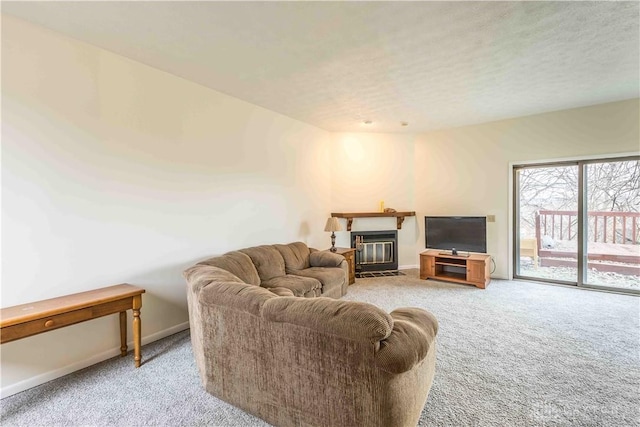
<box><xmin>3</xmin><ymin>1</ymin><xmax>639</xmax><ymax>133</ymax></box>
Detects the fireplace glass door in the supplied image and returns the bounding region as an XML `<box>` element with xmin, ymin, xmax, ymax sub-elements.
<box><xmin>351</xmin><ymin>230</ymin><xmax>398</xmax><ymax>273</ymax></box>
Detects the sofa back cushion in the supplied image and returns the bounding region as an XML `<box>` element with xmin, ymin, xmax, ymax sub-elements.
<box><xmin>263</xmin><ymin>297</ymin><xmax>393</xmax><ymax>344</ymax></box>
<box><xmin>196</xmin><ymin>251</ymin><xmax>261</xmax><ymax>286</ymax></box>
<box><xmin>240</xmin><ymin>245</ymin><xmax>286</xmax><ymax>282</ymax></box>
<box><xmin>184</xmin><ymin>264</ymin><xmax>276</xmax><ymax>316</ymax></box>
<box><xmin>274</xmin><ymin>242</ymin><xmax>311</xmax><ymax>272</ymax></box>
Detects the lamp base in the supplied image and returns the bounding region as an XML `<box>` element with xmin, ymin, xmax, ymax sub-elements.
<box><xmin>330</xmin><ymin>232</ymin><xmax>337</xmax><ymax>252</ymax></box>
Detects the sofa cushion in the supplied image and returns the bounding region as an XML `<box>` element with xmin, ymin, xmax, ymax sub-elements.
<box><xmin>197</xmin><ymin>251</ymin><xmax>260</xmax><ymax>286</ymax></box>
<box><xmin>262</xmin><ymin>275</ymin><xmax>322</xmax><ymax>298</ymax></box>
<box><xmin>240</xmin><ymin>245</ymin><xmax>286</xmax><ymax>282</ymax></box>
<box><xmin>274</xmin><ymin>242</ymin><xmax>311</xmax><ymax>272</ymax></box>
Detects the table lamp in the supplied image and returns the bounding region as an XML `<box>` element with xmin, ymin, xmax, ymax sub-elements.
<box><xmin>324</xmin><ymin>217</ymin><xmax>342</xmax><ymax>252</ymax></box>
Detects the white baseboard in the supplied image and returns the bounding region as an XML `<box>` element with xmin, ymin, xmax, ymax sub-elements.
<box><xmin>399</xmin><ymin>264</ymin><xmax>418</xmax><ymax>270</ymax></box>
<box><xmin>139</xmin><ymin>321</ymin><xmax>190</xmax><ymax>347</ymax></box>
<box><xmin>0</xmin><ymin>321</ymin><xmax>190</xmax><ymax>398</ymax></box>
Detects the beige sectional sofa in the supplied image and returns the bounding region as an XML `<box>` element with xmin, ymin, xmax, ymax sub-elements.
<box><xmin>185</xmin><ymin>241</ymin><xmax>438</xmax><ymax>427</ymax></box>
<box><xmin>195</xmin><ymin>242</ymin><xmax>348</xmax><ymax>298</ymax></box>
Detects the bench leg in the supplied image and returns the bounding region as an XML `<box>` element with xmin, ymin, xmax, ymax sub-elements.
<box><xmin>133</xmin><ymin>295</ymin><xmax>142</xmax><ymax>368</ymax></box>
<box><xmin>119</xmin><ymin>311</ymin><xmax>127</xmax><ymax>356</ymax></box>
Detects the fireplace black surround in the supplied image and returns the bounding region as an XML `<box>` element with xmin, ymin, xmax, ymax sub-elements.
<box><xmin>351</xmin><ymin>230</ymin><xmax>398</xmax><ymax>273</ymax></box>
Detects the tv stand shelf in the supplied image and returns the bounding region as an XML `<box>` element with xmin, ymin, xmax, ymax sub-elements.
<box><xmin>420</xmin><ymin>250</ymin><xmax>491</xmax><ymax>289</ymax></box>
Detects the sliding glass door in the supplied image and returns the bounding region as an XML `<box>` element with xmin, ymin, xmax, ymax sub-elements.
<box><xmin>514</xmin><ymin>156</ymin><xmax>639</xmax><ymax>294</ymax></box>
<box><xmin>514</xmin><ymin>164</ymin><xmax>579</xmax><ymax>284</ymax></box>
<box><xmin>584</xmin><ymin>160</ymin><xmax>640</xmax><ymax>291</ymax></box>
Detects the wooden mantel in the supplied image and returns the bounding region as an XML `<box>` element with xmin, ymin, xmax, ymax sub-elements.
<box><xmin>331</xmin><ymin>211</ymin><xmax>416</xmax><ymax>231</ymax></box>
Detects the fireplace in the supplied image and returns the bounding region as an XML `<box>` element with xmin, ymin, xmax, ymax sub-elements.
<box><xmin>351</xmin><ymin>230</ymin><xmax>398</xmax><ymax>274</ymax></box>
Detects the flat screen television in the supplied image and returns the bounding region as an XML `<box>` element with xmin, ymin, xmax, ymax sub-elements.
<box><xmin>425</xmin><ymin>216</ymin><xmax>487</xmax><ymax>254</ymax></box>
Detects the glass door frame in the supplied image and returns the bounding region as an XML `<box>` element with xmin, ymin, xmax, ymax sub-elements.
<box><xmin>512</xmin><ymin>155</ymin><xmax>640</xmax><ymax>295</ymax></box>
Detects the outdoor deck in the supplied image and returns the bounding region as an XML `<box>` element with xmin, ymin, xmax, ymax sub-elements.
<box><xmin>527</xmin><ymin>210</ymin><xmax>640</xmax><ymax>275</ymax></box>
<box><xmin>538</xmin><ymin>242</ymin><xmax>640</xmax><ymax>275</ymax></box>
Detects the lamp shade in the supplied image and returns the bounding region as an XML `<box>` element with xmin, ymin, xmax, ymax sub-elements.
<box><xmin>324</xmin><ymin>217</ymin><xmax>342</xmax><ymax>232</ymax></box>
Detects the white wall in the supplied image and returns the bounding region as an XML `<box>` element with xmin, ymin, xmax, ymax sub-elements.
<box><xmin>414</xmin><ymin>99</ymin><xmax>640</xmax><ymax>278</ymax></box>
<box><xmin>330</xmin><ymin>132</ymin><xmax>418</xmax><ymax>268</ymax></box>
<box><xmin>1</xmin><ymin>15</ymin><xmax>331</xmax><ymax>396</ymax></box>
<box><xmin>3</xmin><ymin>13</ymin><xmax>639</xmax><ymax>398</ymax></box>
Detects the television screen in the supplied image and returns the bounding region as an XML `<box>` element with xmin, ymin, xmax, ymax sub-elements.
<box><xmin>425</xmin><ymin>216</ymin><xmax>487</xmax><ymax>254</ymax></box>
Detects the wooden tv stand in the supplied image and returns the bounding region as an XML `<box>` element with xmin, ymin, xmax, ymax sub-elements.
<box><xmin>420</xmin><ymin>250</ymin><xmax>491</xmax><ymax>289</ymax></box>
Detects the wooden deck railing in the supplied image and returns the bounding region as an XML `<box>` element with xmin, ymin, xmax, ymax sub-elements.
<box><xmin>528</xmin><ymin>210</ymin><xmax>640</xmax><ymax>275</ymax></box>
<box><xmin>535</xmin><ymin>210</ymin><xmax>640</xmax><ymax>246</ymax></box>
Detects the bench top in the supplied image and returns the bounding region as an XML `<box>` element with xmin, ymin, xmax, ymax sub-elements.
<box><xmin>1</xmin><ymin>284</ymin><xmax>145</xmax><ymax>328</ymax></box>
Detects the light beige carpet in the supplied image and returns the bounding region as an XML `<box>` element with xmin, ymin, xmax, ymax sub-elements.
<box><xmin>2</xmin><ymin>270</ymin><xmax>639</xmax><ymax>426</ymax></box>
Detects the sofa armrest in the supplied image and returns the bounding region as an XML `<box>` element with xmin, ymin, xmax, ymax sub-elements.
<box><xmin>390</xmin><ymin>307</ymin><xmax>439</xmax><ymax>339</ymax></box>
<box><xmin>268</xmin><ymin>287</ymin><xmax>296</xmax><ymax>297</ymax></box>
<box><xmin>263</xmin><ymin>297</ymin><xmax>393</xmax><ymax>343</ymax></box>
<box><xmin>309</xmin><ymin>251</ymin><xmax>345</xmax><ymax>268</ymax></box>
<box><xmin>374</xmin><ymin>308</ymin><xmax>438</xmax><ymax>374</ymax></box>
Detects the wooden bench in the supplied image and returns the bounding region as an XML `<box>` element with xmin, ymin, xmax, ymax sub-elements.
<box><xmin>0</xmin><ymin>284</ymin><xmax>146</xmax><ymax>367</ymax></box>
<box><xmin>520</xmin><ymin>238</ymin><xmax>539</xmax><ymax>268</ymax></box>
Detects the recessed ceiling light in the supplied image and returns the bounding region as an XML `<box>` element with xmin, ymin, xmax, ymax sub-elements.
<box><xmin>363</xmin><ymin>120</ymin><xmax>373</xmax><ymax>125</ymax></box>
<box><xmin>401</xmin><ymin>122</ymin><xmax>409</xmax><ymax>127</ymax></box>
